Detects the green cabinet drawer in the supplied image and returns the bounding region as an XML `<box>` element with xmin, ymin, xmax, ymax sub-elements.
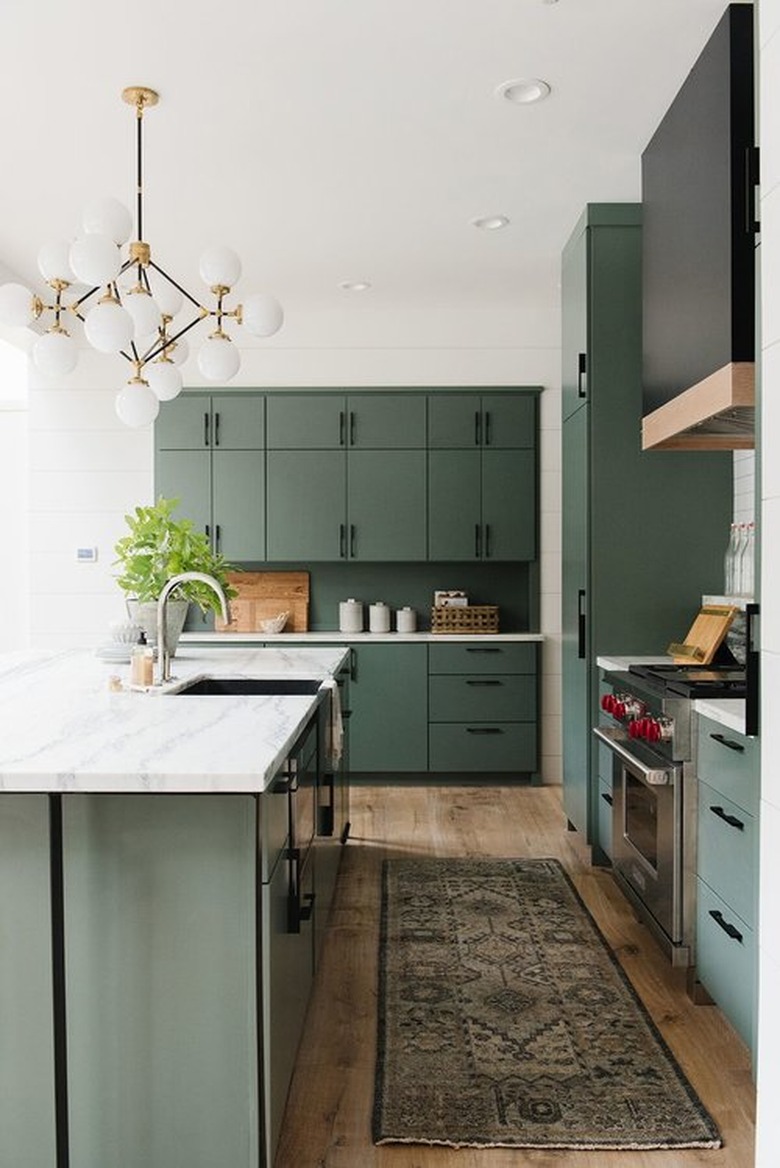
<box><xmin>597</xmin><ymin>740</ymin><xmax>614</xmax><ymax>785</ymax></box>
<box><xmin>695</xmin><ymin>877</ymin><xmax>756</xmax><ymax>1051</ymax></box>
<box><xmin>697</xmin><ymin>779</ymin><xmax>756</xmax><ymax>928</ymax></box>
<box><xmin>429</xmin><ymin>642</ymin><xmax>536</xmax><ymax>675</ymax></box>
<box><xmin>696</xmin><ymin>716</ymin><xmax>759</xmax><ymax>815</ymax></box>
<box><xmin>428</xmin><ymin>674</ymin><xmax>535</xmax><ymax>722</ymax></box>
<box><xmin>429</xmin><ymin>723</ymin><xmax>537</xmax><ymax>773</ymax></box>
<box><xmin>597</xmin><ymin>778</ymin><xmax>613</xmax><ymax>861</ymax></box>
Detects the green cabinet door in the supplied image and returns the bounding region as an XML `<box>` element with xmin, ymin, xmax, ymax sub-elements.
<box><xmin>482</xmin><ymin>449</ymin><xmax>536</xmax><ymax>560</ymax></box>
<box><xmin>428</xmin><ymin>449</ymin><xmax>481</xmax><ymax>559</ymax></box>
<box><xmin>480</xmin><ymin>394</ymin><xmax>536</xmax><ymax>448</ymax></box>
<box><xmin>266</xmin><ymin>394</ymin><xmax>345</xmax><ymax>449</ymax></box>
<box><xmin>561</xmin><ymin>405</ymin><xmax>589</xmax><ymax>833</ymax></box>
<box><xmin>155</xmin><ymin>449</ymin><xmax>211</xmax><ymax>535</ymax></box>
<box><xmin>0</xmin><ymin>796</ymin><xmax>56</xmax><ymax>1168</ymax></box>
<box><xmin>210</xmin><ymin>394</ymin><xmax>265</xmax><ymax>449</ymax></box>
<box><xmin>156</xmin><ymin>394</ymin><xmax>211</xmax><ymax>449</ymax></box>
<box><xmin>348</xmin><ymin>450</ymin><xmax>426</xmax><ymax>560</ymax></box>
<box><xmin>428</xmin><ymin>394</ymin><xmax>482</xmax><ymax>447</ymax></box>
<box><xmin>347</xmin><ymin>394</ymin><xmax>426</xmax><ymax>447</ymax></box>
<box><xmin>266</xmin><ymin>450</ymin><xmax>347</xmax><ymax>561</ymax></box>
<box><xmin>212</xmin><ymin>450</ymin><xmax>265</xmax><ymax>562</ymax></box>
<box><xmin>348</xmin><ymin>644</ymin><xmax>428</xmax><ymax>772</ymax></box>
<box><xmin>428</xmin><ymin>392</ymin><xmax>535</xmax><ymax>448</ymax></box>
<box><xmin>562</xmin><ymin>224</ymin><xmax>589</xmax><ymax>423</ymax></box>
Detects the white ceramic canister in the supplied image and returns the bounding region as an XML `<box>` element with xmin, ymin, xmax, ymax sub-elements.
<box><xmin>396</xmin><ymin>606</ymin><xmax>417</xmax><ymax>633</ymax></box>
<box><xmin>369</xmin><ymin>601</ymin><xmax>391</xmax><ymax>633</ymax></box>
<box><xmin>339</xmin><ymin>598</ymin><xmax>364</xmax><ymax>633</ymax></box>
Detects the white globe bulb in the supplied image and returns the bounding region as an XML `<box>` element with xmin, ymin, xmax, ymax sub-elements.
<box><xmin>197</xmin><ymin>334</ymin><xmax>241</xmax><ymax>381</ymax></box>
<box><xmin>33</xmin><ymin>330</ymin><xmax>78</xmax><ymax>377</ymax></box>
<box><xmin>123</xmin><ymin>287</ymin><xmax>161</xmax><ymax>339</ymax></box>
<box><xmin>82</xmin><ymin>196</ymin><xmax>133</xmax><ymax>245</ymax></box>
<box><xmin>0</xmin><ymin>282</ymin><xmax>36</xmax><ymax>327</ymax></box>
<box><xmin>169</xmin><ymin>336</ymin><xmax>189</xmax><ymax>366</ymax></box>
<box><xmin>199</xmin><ymin>245</ymin><xmax>241</xmax><ymax>289</ymax></box>
<box><xmin>241</xmin><ymin>292</ymin><xmax>284</xmax><ymax>337</ymax></box>
<box><xmin>69</xmin><ymin>233</ymin><xmax>122</xmax><ymax>287</ymax></box>
<box><xmin>146</xmin><ymin>361</ymin><xmax>183</xmax><ymax>401</ymax></box>
<box><xmin>115</xmin><ymin>382</ymin><xmax>161</xmax><ymax>428</ymax></box>
<box><xmin>84</xmin><ymin>300</ymin><xmax>134</xmax><ymax>353</ymax></box>
<box><xmin>148</xmin><ymin>275</ymin><xmax>183</xmax><ymax>318</ymax></box>
<box><xmin>37</xmin><ymin>241</ymin><xmax>75</xmax><ymax>284</ymax></box>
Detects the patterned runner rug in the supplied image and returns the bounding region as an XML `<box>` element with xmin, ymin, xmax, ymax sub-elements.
<box><xmin>374</xmin><ymin>857</ymin><xmax>721</xmax><ymax>1150</ymax></box>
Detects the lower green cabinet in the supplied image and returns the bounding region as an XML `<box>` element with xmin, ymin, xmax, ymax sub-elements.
<box><xmin>348</xmin><ymin>644</ymin><xmax>428</xmax><ymax>772</ymax></box>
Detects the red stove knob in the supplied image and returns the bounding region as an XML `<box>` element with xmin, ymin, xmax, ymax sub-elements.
<box><xmin>628</xmin><ymin>718</ymin><xmax>642</xmax><ymax>738</ymax></box>
<box><xmin>601</xmin><ymin>694</ymin><xmax>614</xmax><ymax>713</ymax></box>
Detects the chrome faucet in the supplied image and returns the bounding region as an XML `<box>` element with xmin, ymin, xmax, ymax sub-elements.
<box><xmin>156</xmin><ymin>572</ymin><xmax>229</xmax><ymax>684</ymax></box>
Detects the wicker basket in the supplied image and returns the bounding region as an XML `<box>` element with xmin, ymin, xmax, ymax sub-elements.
<box><xmin>430</xmin><ymin>605</ymin><xmax>499</xmax><ymax>635</ymax></box>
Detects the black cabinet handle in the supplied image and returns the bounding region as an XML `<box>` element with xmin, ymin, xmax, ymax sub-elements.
<box><xmin>299</xmin><ymin>891</ymin><xmax>316</xmax><ymax>922</ymax></box>
<box><xmin>215</xmin><ymin>524</ymin><xmax>221</xmax><ymax>553</ymax></box>
<box><xmin>339</xmin><ymin>410</ymin><xmax>346</xmax><ymax>446</ymax></box>
<box><xmin>349</xmin><ymin>411</ymin><xmax>356</xmax><ymax>446</ymax></box>
<box><xmin>474</xmin><ymin>410</ymin><xmax>481</xmax><ymax>446</ymax></box>
<box><xmin>745</xmin><ymin>145</ymin><xmax>761</xmax><ymax>236</ymax></box>
<box><xmin>466</xmin><ymin>679</ymin><xmax>502</xmax><ymax>687</ymax></box>
<box><xmin>349</xmin><ymin>524</ymin><xmax>356</xmax><ymax>558</ymax></box>
<box><xmin>746</xmin><ymin>602</ymin><xmax>760</xmax><ymax>738</ymax></box>
<box><xmin>204</xmin><ymin>411</ymin><xmax>210</xmax><ymax>447</ymax></box>
<box><xmin>485</xmin><ymin>523</ymin><xmax>492</xmax><ymax>559</ymax></box>
<box><xmin>319</xmin><ymin>774</ymin><xmax>335</xmax><ymax>836</ymax></box>
<box><xmin>214</xmin><ymin>412</ymin><xmax>220</xmax><ymax>446</ymax></box>
<box><xmin>710</xmin><ymin>805</ymin><xmax>745</xmax><ymax>831</ymax></box>
<box><xmin>709</xmin><ymin>909</ymin><xmax>743</xmax><ymax>944</ymax></box>
<box><xmin>577</xmin><ymin>352</ymin><xmax>587</xmax><ymax>398</ymax></box>
<box><xmin>205</xmin><ymin>523</ymin><xmax>211</xmax><ymax>542</ymax></box>
<box><xmin>349</xmin><ymin>647</ymin><xmax>357</xmax><ymax>683</ymax></box>
<box><xmin>466</xmin><ymin>727</ymin><xmax>502</xmax><ymax>735</ymax></box>
<box><xmin>338</xmin><ymin>523</ymin><xmax>347</xmax><ymax>558</ymax></box>
<box><xmin>484</xmin><ymin>411</ymin><xmax>492</xmax><ymax>446</ymax></box>
<box><xmin>710</xmin><ymin>732</ymin><xmax>745</xmax><ymax>753</ymax></box>
<box><xmin>577</xmin><ymin>589</ymin><xmax>587</xmax><ymax>660</ymax></box>
<box><xmin>601</xmin><ymin>792</ymin><xmax>613</xmax><ymax>807</ymax></box>
<box><xmin>475</xmin><ymin>523</ymin><xmax>481</xmax><ymax>558</ymax></box>
<box><xmin>466</xmin><ymin>647</ymin><xmax>501</xmax><ymax>654</ymax></box>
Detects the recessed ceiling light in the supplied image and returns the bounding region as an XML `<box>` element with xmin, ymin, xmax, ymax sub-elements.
<box><xmin>339</xmin><ymin>280</ymin><xmax>372</xmax><ymax>292</ymax></box>
<box><xmin>496</xmin><ymin>78</ymin><xmax>551</xmax><ymax>105</ymax></box>
<box><xmin>471</xmin><ymin>215</ymin><xmax>510</xmax><ymax>231</ymax></box>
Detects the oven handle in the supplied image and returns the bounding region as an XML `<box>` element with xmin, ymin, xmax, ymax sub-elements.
<box><xmin>592</xmin><ymin>725</ymin><xmax>673</xmax><ymax>786</ymax></box>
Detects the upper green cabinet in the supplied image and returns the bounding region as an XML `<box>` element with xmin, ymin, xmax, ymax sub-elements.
<box><xmin>428</xmin><ymin>393</ymin><xmax>535</xmax><ymax>449</ymax></box>
<box><xmin>267</xmin><ymin>393</ymin><xmax>426</xmax><ymax>449</ymax></box>
<box><xmin>156</xmin><ymin>393</ymin><xmax>265</xmax><ymax>450</ymax></box>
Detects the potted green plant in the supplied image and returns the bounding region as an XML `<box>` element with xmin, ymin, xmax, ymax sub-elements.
<box><xmin>114</xmin><ymin>497</ymin><xmax>238</xmax><ymax>653</ymax></box>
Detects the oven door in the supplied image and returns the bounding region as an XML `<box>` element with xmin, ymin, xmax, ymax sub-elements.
<box><xmin>593</xmin><ymin>725</ymin><xmax>684</xmax><ymax>953</ymax></box>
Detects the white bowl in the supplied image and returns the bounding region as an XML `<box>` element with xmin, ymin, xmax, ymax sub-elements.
<box><xmin>260</xmin><ymin>612</ymin><xmax>289</xmax><ymax>634</ymax></box>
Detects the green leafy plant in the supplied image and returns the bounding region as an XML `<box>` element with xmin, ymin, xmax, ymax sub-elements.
<box><xmin>113</xmin><ymin>497</ymin><xmax>238</xmax><ymax>614</ymax></box>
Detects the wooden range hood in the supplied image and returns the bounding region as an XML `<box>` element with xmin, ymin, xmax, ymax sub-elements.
<box><xmin>641</xmin><ymin>361</ymin><xmax>755</xmax><ymax>451</ymax></box>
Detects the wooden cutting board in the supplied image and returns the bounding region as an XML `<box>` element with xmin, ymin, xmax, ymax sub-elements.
<box><xmin>668</xmin><ymin>604</ymin><xmax>737</xmax><ymax>664</ymax></box>
<box><xmin>215</xmin><ymin>571</ymin><xmax>310</xmax><ymax>633</ymax></box>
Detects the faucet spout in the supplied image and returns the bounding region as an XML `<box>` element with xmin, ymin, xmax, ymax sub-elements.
<box><xmin>156</xmin><ymin>572</ymin><xmax>229</xmax><ymax>684</ymax></box>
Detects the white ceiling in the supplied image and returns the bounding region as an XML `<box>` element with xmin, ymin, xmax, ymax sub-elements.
<box><xmin>0</xmin><ymin>0</ymin><xmax>735</xmax><ymax>345</ymax></box>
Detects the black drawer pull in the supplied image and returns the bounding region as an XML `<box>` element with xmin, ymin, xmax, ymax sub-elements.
<box><xmin>709</xmin><ymin>909</ymin><xmax>743</xmax><ymax>944</ymax></box>
<box><xmin>710</xmin><ymin>804</ymin><xmax>745</xmax><ymax>831</ymax></box>
<box><xmin>466</xmin><ymin>679</ymin><xmax>502</xmax><ymax>687</ymax></box>
<box><xmin>466</xmin><ymin>647</ymin><xmax>501</xmax><ymax>654</ymax></box>
<box><xmin>466</xmin><ymin>727</ymin><xmax>502</xmax><ymax>735</ymax></box>
<box><xmin>601</xmin><ymin>792</ymin><xmax>613</xmax><ymax>807</ymax></box>
<box><xmin>710</xmin><ymin>732</ymin><xmax>745</xmax><ymax>753</ymax></box>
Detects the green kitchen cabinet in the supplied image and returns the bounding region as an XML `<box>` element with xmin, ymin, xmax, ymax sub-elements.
<box><xmin>266</xmin><ymin>392</ymin><xmax>426</xmax><ymax>449</ymax></box>
<box><xmin>560</xmin><ymin>204</ymin><xmax>732</xmax><ymax>843</ymax></box>
<box><xmin>347</xmin><ymin>644</ymin><xmax>428</xmax><ymax>772</ymax></box>
<box><xmin>266</xmin><ymin>448</ymin><xmax>426</xmax><ymax>562</ymax></box>
<box><xmin>155</xmin><ymin>393</ymin><xmax>266</xmax><ymax>561</ymax></box>
<box><xmin>428</xmin><ymin>392</ymin><xmax>535</xmax><ymax>449</ymax></box>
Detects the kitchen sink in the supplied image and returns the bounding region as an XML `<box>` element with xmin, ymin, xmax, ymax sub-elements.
<box><xmin>175</xmin><ymin>677</ymin><xmax>323</xmax><ymax>696</ymax></box>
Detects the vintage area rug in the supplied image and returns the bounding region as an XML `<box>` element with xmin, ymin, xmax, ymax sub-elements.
<box><xmin>373</xmin><ymin>857</ymin><xmax>721</xmax><ymax>1150</ymax></box>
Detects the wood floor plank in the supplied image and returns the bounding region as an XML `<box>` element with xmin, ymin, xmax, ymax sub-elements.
<box><xmin>275</xmin><ymin>784</ymin><xmax>756</xmax><ymax>1168</ymax></box>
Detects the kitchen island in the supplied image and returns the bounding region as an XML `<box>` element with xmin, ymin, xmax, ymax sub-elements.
<box><xmin>0</xmin><ymin>644</ymin><xmax>349</xmax><ymax>1168</ymax></box>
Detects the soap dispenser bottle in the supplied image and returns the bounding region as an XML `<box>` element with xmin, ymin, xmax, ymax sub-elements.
<box><xmin>131</xmin><ymin>630</ymin><xmax>154</xmax><ymax>686</ymax></box>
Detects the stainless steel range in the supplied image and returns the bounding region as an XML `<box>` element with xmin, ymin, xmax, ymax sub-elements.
<box><xmin>593</xmin><ymin>663</ymin><xmax>746</xmax><ymax>968</ymax></box>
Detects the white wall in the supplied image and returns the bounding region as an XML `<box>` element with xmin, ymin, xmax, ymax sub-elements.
<box><xmin>25</xmin><ymin>302</ymin><xmax>564</xmax><ymax>782</ymax></box>
<box><xmin>757</xmin><ymin>0</ymin><xmax>780</xmax><ymax>1162</ymax></box>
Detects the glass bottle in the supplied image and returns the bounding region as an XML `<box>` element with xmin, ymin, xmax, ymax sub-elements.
<box><xmin>739</xmin><ymin>522</ymin><xmax>755</xmax><ymax>598</ymax></box>
<box><xmin>723</xmin><ymin>522</ymin><xmax>739</xmax><ymax>596</ymax></box>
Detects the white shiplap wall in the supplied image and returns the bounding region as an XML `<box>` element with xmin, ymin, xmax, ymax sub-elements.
<box><xmin>757</xmin><ymin>0</ymin><xmax>780</xmax><ymax>1163</ymax></box>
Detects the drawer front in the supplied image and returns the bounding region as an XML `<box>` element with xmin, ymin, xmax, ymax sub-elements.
<box><xmin>697</xmin><ymin>779</ymin><xmax>756</xmax><ymax>927</ymax></box>
<box><xmin>597</xmin><ymin>740</ymin><xmax>614</xmax><ymax>785</ymax></box>
<box><xmin>696</xmin><ymin>878</ymin><xmax>756</xmax><ymax>1051</ymax></box>
<box><xmin>696</xmin><ymin>716</ymin><xmax>759</xmax><ymax>815</ymax></box>
<box><xmin>429</xmin><ymin>674</ymin><xmax>535</xmax><ymax>723</ymax></box>
<box><xmin>428</xmin><ymin>642</ymin><xmax>536</xmax><ymax>676</ymax></box>
<box><xmin>429</xmin><ymin>723</ymin><xmax>536</xmax><ymax>773</ymax></box>
<box><xmin>597</xmin><ymin>779</ymin><xmax>614</xmax><ymax>860</ymax></box>
<box><xmin>261</xmin><ymin>783</ymin><xmax>290</xmax><ymax>883</ymax></box>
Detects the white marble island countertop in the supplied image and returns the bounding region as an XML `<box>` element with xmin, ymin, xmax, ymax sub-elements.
<box><xmin>0</xmin><ymin>645</ymin><xmax>348</xmax><ymax>796</ymax></box>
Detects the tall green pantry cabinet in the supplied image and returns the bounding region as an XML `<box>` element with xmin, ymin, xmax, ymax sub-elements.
<box><xmin>561</xmin><ymin>205</ymin><xmax>732</xmax><ymax>854</ymax></box>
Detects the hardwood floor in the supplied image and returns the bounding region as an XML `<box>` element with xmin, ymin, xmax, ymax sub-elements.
<box><xmin>275</xmin><ymin>783</ymin><xmax>756</xmax><ymax>1168</ymax></box>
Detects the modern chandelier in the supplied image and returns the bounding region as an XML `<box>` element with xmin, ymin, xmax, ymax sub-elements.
<box><xmin>0</xmin><ymin>86</ymin><xmax>283</xmax><ymax>427</ymax></box>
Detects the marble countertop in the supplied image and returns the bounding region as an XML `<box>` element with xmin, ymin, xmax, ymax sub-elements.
<box><xmin>182</xmin><ymin>631</ymin><xmax>544</xmax><ymax>644</ymax></box>
<box><xmin>0</xmin><ymin>646</ymin><xmax>349</xmax><ymax>796</ymax></box>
